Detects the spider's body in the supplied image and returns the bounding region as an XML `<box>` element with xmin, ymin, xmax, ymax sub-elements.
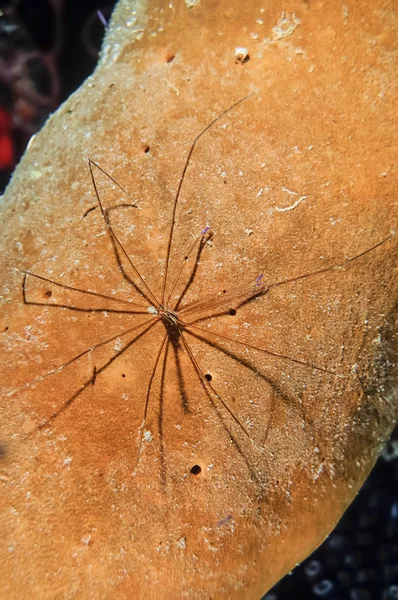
<box><xmin>158</xmin><ymin>306</ymin><xmax>179</xmax><ymax>327</ymax></box>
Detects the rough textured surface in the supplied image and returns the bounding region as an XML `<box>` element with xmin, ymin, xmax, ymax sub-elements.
<box><xmin>0</xmin><ymin>0</ymin><xmax>397</xmax><ymax>598</ymax></box>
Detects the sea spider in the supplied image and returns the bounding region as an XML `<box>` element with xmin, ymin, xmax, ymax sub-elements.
<box><xmin>8</xmin><ymin>96</ymin><xmax>391</xmax><ymax>494</ymax></box>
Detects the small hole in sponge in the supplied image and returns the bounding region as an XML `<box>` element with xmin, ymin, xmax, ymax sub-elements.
<box><xmin>190</xmin><ymin>464</ymin><xmax>202</xmax><ymax>475</ymax></box>
<box><xmin>166</xmin><ymin>54</ymin><xmax>175</xmax><ymax>63</ymax></box>
<box><xmin>204</xmin><ymin>373</ymin><xmax>212</xmax><ymax>382</ymax></box>
<box><xmin>229</xmin><ymin>308</ymin><xmax>237</xmax><ymax>316</ymax></box>
<box><xmin>44</xmin><ymin>290</ymin><xmax>52</xmax><ymax>298</ymax></box>
<box><xmin>144</xmin><ymin>145</ymin><xmax>150</xmax><ymax>153</ymax></box>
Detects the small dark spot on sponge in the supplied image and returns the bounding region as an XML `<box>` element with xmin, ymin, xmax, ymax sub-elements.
<box><xmin>190</xmin><ymin>464</ymin><xmax>202</xmax><ymax>475</ymax></box>
<box><xmin>235</xmin><ymin>53</ymin><xmax>250</xmax><ymax>65</ymax></box>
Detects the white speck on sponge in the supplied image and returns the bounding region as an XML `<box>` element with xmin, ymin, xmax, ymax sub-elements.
<box><xmin>143</xmin><ymin>430</ymin><xmax>153</xmax><ymax>442</ymax></box>
<box><xmin>177</xmin><ymin>536</ymin><xmax>186</xmax><ymax>549</ymax></box>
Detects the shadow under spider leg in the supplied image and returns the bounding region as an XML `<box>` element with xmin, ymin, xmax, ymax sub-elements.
<box><xmin>170</xmin><ymin>334</ymin><xmax>191</xmax><ymax>414</ymax></box>
<box><xmin>8</xmin><ymin>315</ymin><xmax>156</xmax><ymax>401</ymax></box>
<box><xmin>187</xmin><ymin>322</ymin><xmax>335</xmax><ymax>375</ymax></box>
<box><xmin>158</xmin><ymin>340</ymin><xmax>170</xmax><ymax>488</ymax></box>
<box><xmin>178</xmin><ymin>327</ymin><xmax>263</xmax><ymax>484</ymax></box>
<box><xmin>183</xmin><ymin>328</ymin><xmax>318</xmax><ymax>445</ymax></box>
<box><xmin>180</xmin><ymin>281</ymin><xmax>267</xmax><ymax>324</ymax></box>
<box><xmin>103</xmin><ymin>204</ymin><xmax>156</xmax><ymax>305</ymax></box>
<box><xmin>27</xmin><ymin>319</ymin><xmax>160</xmax><ymax>434</ymax></box>
<box><xmin>180</xmin><ymin>234</ymin><xmax>393</xmax><ymax>376</ymax></box>
<box><xmin>264</xmin><ymin>235</ymin><xmax>393</xmax><ymax>293</ymax></box>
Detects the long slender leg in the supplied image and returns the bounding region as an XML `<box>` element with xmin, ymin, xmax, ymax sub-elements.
<box><xmin>103</xmin><ymin>206</ymin><xmax>155</xmax><ymax>305</ymax></box>
<box><xmin>133</xmin><ymin>331</ymin><xmax>168</xmax><ymax>475</ymax></box>
<box><xmin>185</xmin><ymin>322</ymin><xmax>336</xmax><ymax>375</ymax></box>
<box><xmin>82</xmin><ymin>158</ymin><xmax>154</xmax><ymax>305</ymax></box>
<box><xmin>178</xmin><ymin>328</ymin><xmax>253</xmax><ymax>443</ymax></box>
<box><xmin>183</xmin><ymin>328</ymin><xmax>318</xmax><ymax>440</ymax></box>
<box><xmin>178</xmin><ymin>277</ymin><xmax>266</xmax><ymax>319</ymax></box>
<box><xmin>178</xmin><ymin>235</ymin><xmax>392</xmax><ymax>320</ymax></box>
<box><xmin>178</xmin><ymin>328</ymin><xmax>261</xmax><ymax>483</ymax></box>
<box><xmin>266</xmin><ymin>235</ymin><xmax>392</xmax><ymax>292</ymax></box>
<box><xmin>165</xmin><ymin>228</ymin><xmax>210</xmax><ymax>309</ymax></box>
<box><xmin>161</xmin><ymin>94</ymin><xmax>253</xmax><ymax>304</ymax></box>
<box><xmin>89</xmin><ymin>159</ymin><xmax>160</xmax><ymax>308</ymax></box>
<box><xmin>30</xmin><ymin>319</ymin><xmax>160</xmax><ymax>432</ymax></box>
<box><xmin>86</xmin><ymin>160</ymin><xmax>138</xmax><ymax>206</ymax></box>
<box><xmin>8</xmin><ymin>317</ymin><xmax>157</xmax><ymax>398</ymax></box>
<box><xmin>22</xmin><ymin>271</ymin><xmax>147</xmax><ymax>313</ymax></box>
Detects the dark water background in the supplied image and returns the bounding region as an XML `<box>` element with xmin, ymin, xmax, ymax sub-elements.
<box><xmin>0</xmin><ymin>2</ymin><xmax>396</xmax><ymax>598</ymax></box>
